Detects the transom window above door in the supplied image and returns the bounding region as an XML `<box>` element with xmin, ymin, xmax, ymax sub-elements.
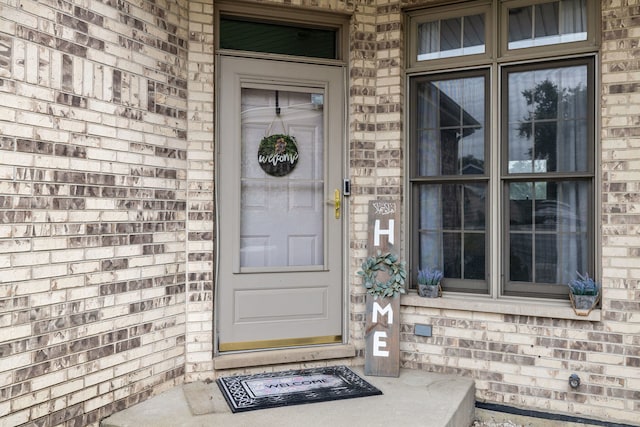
<box><xmin>220</xmin><ymin>17</ymin><xmax>338</xmax><ymax>59</ymax></box>
<box><xmin>407</xmin><ymin>0</ymin><xmax>599</xmax><ymax>300</ymax></box>
<box><xmin>216</xmin><ymin>1</ymin><xmax>349</xmax><ymax>61</ymax></box>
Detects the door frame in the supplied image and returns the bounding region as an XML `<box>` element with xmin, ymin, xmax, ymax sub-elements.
<box><xmin>213</xmin><ymin>4</ymin><xmax>351</xmax><ymax>357</ymax></box>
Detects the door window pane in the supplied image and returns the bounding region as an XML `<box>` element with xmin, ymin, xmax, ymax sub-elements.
<box><xmin>508</xmin><ymin>0</ymin><xmax>587</xmax><ymax>49</ymax></box>
<box><xmin>240</xmin><ymin>88</ymin><xmax>325</xmax><ymax>268</ymax></box>
<box><xmin>507</xmin><ymin>64</ymin><xmax>589</xmax><ymax>173</ymax></box>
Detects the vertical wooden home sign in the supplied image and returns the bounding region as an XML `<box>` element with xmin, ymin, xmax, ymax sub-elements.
<box><xmin>364</xmin><ymin>200</ymin><xmax>401</xmax><ymax>377</ymax></box>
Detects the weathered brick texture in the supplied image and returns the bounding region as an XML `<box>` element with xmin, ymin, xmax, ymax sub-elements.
<box><xmin>185</xmin><ymin>0</ymin><xmax>215</xmax><ymax>381</ymax></box>
<box><xmin>1</xmin><ymin>0</ymin><xmax>188</xmax><ymax>424</ymax></box>
<box><xmin>1</xmin><ymin>0</ymin><xmax>639</xmax><ymax>425</ymax></box>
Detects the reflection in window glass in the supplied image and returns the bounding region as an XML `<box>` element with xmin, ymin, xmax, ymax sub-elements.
<box><xmin>418</xmin><ymin>13</ymin><xmax>485</xmax><ymax>60</ymax></box>
<box><xmin>418</xmin><ymin>184</ymin><xmax>486</xmax><ymax>282</ymax></box>
<box><xmin>508</xmin><ymin>0</ymin><xmax>587</xmax><ymax>49</ymax></box>
<box><xmin>535</xmin><ymin>2</ymin><xmax>559</xmax><ymax>39</ymax></box>
<box><xmin>441</xmin><ymin>18</ymin><xmax>462</xmax><ymax>51</ymax></box>
<box><xmin>416</xmin><ymin>76</ymin><xmax>485</xmax><ymax>176</ymax></box>
<box><xmin>507</xmin><ymin>64</ymin><xmax>588</xmax><ymax>173</ymax></box>
<box><xmin>508</xmin><ymin>180</ymin><xmax>589</xmax><ymax>285</ymax></box>
<box><xmin>409</xmin><ymin>1</ymin><xmax>596</xmax><ymax>299</ymax></box>
<box><xmin>240</xmin><ymin>88</ymin><xmax>325</xmax><ymax>268</ymax></box>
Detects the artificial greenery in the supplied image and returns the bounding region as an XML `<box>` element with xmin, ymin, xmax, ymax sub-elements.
<box><xmin>257</xmin><ymin>134</ymin><xmax>299</xmax><ymax>177</ymax></box>
<box><xmin>358</xmin><ymin>251</ymin><xmax>407</xmax><ymax>299</ymax></box>
<box><xmin>567</xmin><ymin>272</ymin><xmax>600</xmax><ymax>296</ymax></box>
<box><xmin>417</xmin><ymin>267</ymin><xmax>443</xmax><ymax>287</ymax></box>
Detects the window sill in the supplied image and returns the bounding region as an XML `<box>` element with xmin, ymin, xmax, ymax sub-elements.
<box><xmin>401</xmin><ymin>292</ymin><xmax>601</xmax><ymax>322</ymax></box>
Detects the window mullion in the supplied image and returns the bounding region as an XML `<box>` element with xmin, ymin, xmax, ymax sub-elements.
<box><xmin>490</xmin><ymin>62</ymin><xmax>501</xmax><ymax>299</ymax></box>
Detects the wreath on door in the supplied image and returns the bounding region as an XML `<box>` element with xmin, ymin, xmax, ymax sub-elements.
<box><xmin>257</xmin><ymin>133</ymin><xmax>299</xmax><ymax>177</ymax></box>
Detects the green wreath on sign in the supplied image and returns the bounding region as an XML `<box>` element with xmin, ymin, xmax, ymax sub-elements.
<box><xmin>257</xmin><ymin>134</ymin><xmax>299</xmax><ymax>177</ymax></box>
<box><xmin>357</xmin><ymin>251</ymin><xmax>407</xmax><ymax>299</ymax></box>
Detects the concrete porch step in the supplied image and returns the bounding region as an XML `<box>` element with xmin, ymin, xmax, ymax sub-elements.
<box><xmin>101</xmin><ymin>367</ymin><xmax>475</xmax><ymax>427</ymax></box>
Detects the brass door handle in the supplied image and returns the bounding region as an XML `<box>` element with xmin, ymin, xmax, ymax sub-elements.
<box><xmin>334</xmin><ymin>189</ymin><xmax>340</xmax><ymax>219</ymax></box>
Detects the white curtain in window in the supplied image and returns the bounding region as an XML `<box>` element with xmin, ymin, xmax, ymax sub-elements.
<box><xmin>555</xmin><ymin>65</ymin><xmax>588</xmax><ymax>283</ymax></box>
<box><xmin>419</xmin><ymin>83</ymin><xmax>443</xmax><ymax>269</ymax></box>
<box><xmin>560</xmin><ymin>0</ymin><xmax>587</xmax><ymax>35</ymax></box>
<box><xmin>417</xmin><ymin>21</ymin><xmax>439</xmax><ymax>60</ymax></box>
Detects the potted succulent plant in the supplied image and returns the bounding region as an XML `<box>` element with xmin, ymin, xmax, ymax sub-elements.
<box><xmin>416</xmin><ymin>267</ymin><xmax>443</xmax><ymax>298</ymax></box>
<box><xmin>567</xmin><ymin>272</ymin><xmax>600</xmax><ymax>315</ymax></box>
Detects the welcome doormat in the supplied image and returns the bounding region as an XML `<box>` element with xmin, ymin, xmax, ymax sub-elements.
<box><xmin>216</xmin><ymin>365</ymin><xmax>382</xmax><ymax>413</ymax></box>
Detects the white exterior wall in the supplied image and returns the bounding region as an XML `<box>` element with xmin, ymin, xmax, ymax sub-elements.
<box><xmin>0</xmin><ymin>0</ymin><xmax>638</xmax><ymax>425</ymax></box>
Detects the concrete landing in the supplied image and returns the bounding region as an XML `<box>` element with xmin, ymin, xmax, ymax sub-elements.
<box><xmin>101</xmin><ymin>367</ymin><xmax>475</xmax><ymax>427</ymax></box>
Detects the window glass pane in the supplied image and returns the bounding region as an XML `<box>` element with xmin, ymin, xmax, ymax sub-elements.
<box><xmin>507</xmin><ymin>64</ymin><xmax>589</xmax><ymax>173</ymax></box>
<box><xmin>441</xmin><ymin>18</ymin><xmax>462</xmax><ymax>51</ymax></box>
<box><xmin>417</xmin><ymin>13</ymin><xmax>485</xmax><ymax>61</ymax></box>
<box><xmin>508</xmin><ymin>7</ymin><xmax>533</xmax><ymax>44</ymax></box>
<box><xmin>240</xmin><ymin>88</ymin><xmax>325</xmax><ymax>268</ymax></box>
<box><xmin>535</xmin><ymin>234</ymin><xmax>558</xmax><ymax>283</ymax></box>
<box><xmin>419</xmin><ymin>185</ymin><xmax>442</xmax><ymax>231</ymax></box>
<box><xmin>535</xmin><ymin>181</ymin><xmax>589</xmax><ymax>232</ymax></box>
<box><xmin>418</xmin><ymin>183</ymin><xmax>487</xmax><ymax>281</ymax></box>
<box><xmin>508</xmin><ymin>180</ymin><xmax>589</xmax><ymax>284</ymax></box>
<box><xmin>442</xmin><ymin>185</ymin><xmax>462</xmax><ymax>230</ymax></box>
<box><xmin>463</xmin><ymin>14</ymin><xmax>485</xmax><ymax>48</ymax></box>
<box><xmin>417</xmin><ymin>21</ymin><xmax>439</xmax><ymax>57</ymax></box>
<box><xmin>534</xmin><ymin>233</ymin><xmax>588</xmax><ymax>285</ymax></box>
<box><xmin>220</xmin><ymin>16</ymin><xmax>337</xmax><ymax>59</ymax></box>
<box><xmin>509</xmin><ymin>182</ymin><xmax>533</xmax><ymax>230</ymax></box>
<box><xmin>510</xmin><ymin>233</ymin><xmax>532</xmax><ymax>282</ymax></box>
<box><xmin>465</xmin><ymin>183</ymin><xmax>486</xmax><ymax>229</ymax></box>
<box><xmin>416</xmin><ymin>76</ymin><xmax>485</xmax><ymax>176</ymax></box>
<box><xmin>465</xmin><ymin>233</ymin><xmax>486</xmax><ymax>279</ymax></box>
<box><xmin>508</xmin><ymin>0</ymin><xmax>587</xmax><ymax>49</ymax></box>
<box><xmin>420</xmin><ymin>231</ymin><xmax>442</xmax><ymax>269</ymax></box>
<box><xmin>535</xmin><ymin>2</ymin><xmax>559</xmax><ymax>39</ymax></box>
<box><xmin>417</xmin><ymin>130</ymin><xmax>439</xmax><ymax>175</ymax></box>
<box><xmin>443</xmin><ymin>233</ymin><xmax>462</xmax><ymax>278</ymax></box>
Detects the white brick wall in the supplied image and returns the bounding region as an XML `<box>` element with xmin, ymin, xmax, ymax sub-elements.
<box><xmin>1</xmin><ymin>0</ymin><xmax>189</xmax><ymax>423</ymax></box>
<box><xmin>1</xmin><ymin>0</ymin><xmax>639</xmax><ymax>425</ymax></box>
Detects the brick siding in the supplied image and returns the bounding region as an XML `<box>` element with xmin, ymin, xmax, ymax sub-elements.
<box><xmin>1</xmin><ymin>0</ymin><xmax>189</xmax><ymax>425</ymax></box>
<box><xmin>0</xmin><ymin>0</ymin><xmax>638</xmax><ymax>425</ymax></box>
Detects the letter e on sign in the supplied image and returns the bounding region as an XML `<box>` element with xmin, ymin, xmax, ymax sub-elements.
<box><xmin>373</xmin><ymin>331</ymin><xmax>389</xmax><ymax>357</ymax></box>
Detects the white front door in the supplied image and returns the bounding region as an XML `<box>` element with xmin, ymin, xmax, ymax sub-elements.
<box><xmin>217</xmin><ymin>56</ymin><xmax>346</xmax><ymax>352</ymax></box>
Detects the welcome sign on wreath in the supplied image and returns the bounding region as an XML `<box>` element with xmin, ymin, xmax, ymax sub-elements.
<box><xmin>258</xmin><ymin>133</ymin><xmax>299</xmax><ymax>177</ymax></box>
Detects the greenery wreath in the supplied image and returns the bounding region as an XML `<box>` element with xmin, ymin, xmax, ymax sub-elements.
<box><xmin>357</xmin><ymin>251</ymin><xmax>407</xmax><ymax>299</ymax></box>
<box><xmin>257</xmin><ymin>134</ymin><xmax>299</xmax><ymax>177</ymax></box>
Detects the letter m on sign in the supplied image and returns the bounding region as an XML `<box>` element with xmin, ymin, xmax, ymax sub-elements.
<box><xmin>365</xmin><ymin>295</ymin><xmax>400</xmax><ymax>377</ymax></box>
<box><xmin>372</xmin><ymin>301</ymin><xmax>393</xmax><ymax>324</ymax></box>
